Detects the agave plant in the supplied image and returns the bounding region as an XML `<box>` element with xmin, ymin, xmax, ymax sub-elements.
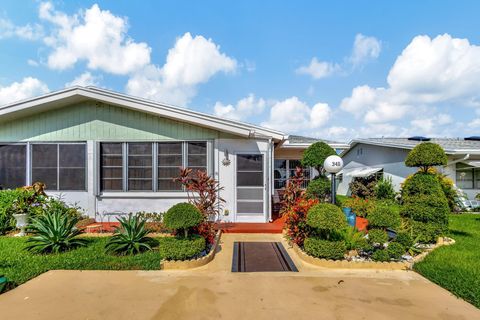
<box><xmin>105</xmin><ymin>214</ymin><xmax>158</xmax><ymax>255</ymax></box>
<box><xmin>25</xmin><ymin>210</ymin><xmax>88</xmax><ymax>254</ymax></box>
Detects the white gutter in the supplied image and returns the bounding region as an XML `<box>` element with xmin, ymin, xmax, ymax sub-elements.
<box><xmin>448</xmin><ymin>154</ymin><xmax>470</xmax><ymax>165</ymax></box>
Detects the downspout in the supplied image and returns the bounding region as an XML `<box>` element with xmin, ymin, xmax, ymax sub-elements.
<box><xmin>268</xmin><ymin>138</ymin><xmax>273</xmax><ymax>222</ymax></box>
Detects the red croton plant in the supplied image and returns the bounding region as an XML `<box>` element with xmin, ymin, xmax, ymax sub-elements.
<box><xmin>176</xmin><ymin>168</ymin><xmax>225</xmax><ymax>244</ymax></box>
<box><xmin>281</xmin><ymin>167</ymin><xmax>318</xmax><ymax>246</ymax></box>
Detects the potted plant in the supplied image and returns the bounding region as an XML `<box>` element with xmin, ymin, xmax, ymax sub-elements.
<box><xmin>13</xmin><ymin>212</ymin><xmax>28</xmax><ymax>236</ymax></box>
<box><xmin>0</xmin><ymin>274</ymin><xmax>7</xmax><ymax>293</ymax></box>
<box><xmin>345</xmin><ymin>196</ymin><xmax>372</xmax><ymax>231</ymax></box>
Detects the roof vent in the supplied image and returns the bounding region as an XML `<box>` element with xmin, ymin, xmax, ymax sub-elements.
<box><xmin>408</xmin><ymin>136</ymin><xmax>431</xmax><ymax>141</ymax></box>
<box><xmin>464</xmin><ymin>136</ymin><xmax>480</xmax><ymax>141</ymax></box>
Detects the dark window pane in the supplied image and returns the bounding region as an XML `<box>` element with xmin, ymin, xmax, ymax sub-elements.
<box><xmin>32</xmin><ymin>168</ymin><xmax>57</xmax><ymax>190</ymax></box>
<box><xmin>32</xmin><ymin>144</ymin><xmax>58</xmax><ymax>190</ymax></box>
<box><xmin>158</xmin><ymin>142</ymin><xmax>182</xmax><ymax>154</ymax></box>
<box><xmin>59</xmin><ymin>144</ymin><xmax>85</xmax><ymax>167</ymax></box>
<box><xmin>101</xmin><ymin>143</ymin><xmax>123</xmax><ymax>191</ymax></box>
<box><xmin>188</xmin><ymin>142</ymin><xmax>206</xmax><ymax>155</ymax></box>
<box><xmin>128</xmin><ymin>143</ymin><xmax>152</xmax><ymax>154</ymax></box>
<box><xmin>158</xmin><ymin>167</ymin><xmax>181</xmax><ymax>179</ymax></box>
<box><xmin>158</xmin><ymin>155</ymin><xmax>182</xmax><ymax>166</ymax></box>
<box><xmin>128</xmin><ymin>180</ymin><xmax>152</xmax><ymax>191</ymax></box>
<box><xmin>237</xmin><ymin>154</ymin><xmax>263</xmax><ymax>171</ymax></box>
<box><xmin>188</xmin><ymin>155</ymin><xmax>207</xmax><ymax>167</ymax></box>
<box><xmin>128</xmin><ymin>156</ymin><xmax>152</xmax><ymax>167</ymax></box>
<box><xmin>0</xmin><ymin>145</ymin><xmax>26</xmax><ymax>189</ymax></box>
<box><xmin>128</xmin><ymin>168</ymin><xmax>153</xmax><ymax>179</ymax></box>
<box><xmin>101</xmin><ymin>179</ymin><xmax>123</xmax><ymax>191</ymax></box>
<box><xmin>237</xmin><ymin>172</ymin><xmax>263</xmax><ymax>186</ymax></box>
<box><xmin>59</xmin><ymin>168</ymin><xmax>85</xmax><ymax>190</ymax></box>
<box><xmin>158</xmin><ymin>179</ymin><xmax>182</xmax><ymax>191</ymax></box>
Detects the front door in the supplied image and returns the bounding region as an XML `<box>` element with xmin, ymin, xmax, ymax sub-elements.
<box><xmin>235</xmin><ymin>153</ymin><xmax>266</xmax><ymax>222</ymax></box>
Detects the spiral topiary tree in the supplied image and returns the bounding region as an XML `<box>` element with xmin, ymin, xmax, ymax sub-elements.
<box><xmin>301</xmin><ymin>141</ymin><xmax>336</xmax><ymax>176</ymax></box>
<box><xmin>405</xmin><ymin>142</ymin><xmax>448</xmax><ymax>173</ymax></box>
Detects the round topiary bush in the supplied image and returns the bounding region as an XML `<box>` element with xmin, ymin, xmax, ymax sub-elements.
<box><xmin>164</xmin><ymin>203</ymin><xmax>203</xmax><ymax>238</ymax></box>
<box><xmin>306</xmin><ymin>203</ymin><xmax>347</xmax><ymax>239</ymax></box>
<box><xmin>405</xmin><ymin>142</ymin><xmax>448</xmax><ymax>172</ymax></box>
<box><xmin>159</xmin><ymin>235</ymin><xmax>206</xmax><ymax>261</ymax></box>
<box><xmin>371</xmin><ymin>249</ymin><xmax>390</xmax><ymax>262</ymax></box>
<box><xmin>301</xmin><ymin>141</ymin><xmax>336</xmax><ymax>173</ymax></box>
<box><xmin>386</xmin><ymin>242</ymin><xmax>405</xmax><ymax>260</ymax></box>
<box><xmin>305</xmin><ymin>176</ymin><xmax>331</xmax><ymax>201</ymax></box>
<box><xmin>368</xmin><ymin>229</ymin><xmax>388</xmax><ymax>244</ymax></box>
<box><xmin>368</xmin><ymin>201</ymin><xmax>401</xmax><ymax>230</ymax></box>
<box><xmin>304</xmin><ymin>237</ymin><xmax>346</xmax><ymax>260</ymax></box>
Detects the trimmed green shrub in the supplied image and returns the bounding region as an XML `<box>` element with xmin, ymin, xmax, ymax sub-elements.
<box><xmin>306</xmin><ymin>203</ymin><xmax>347</xmax><ymax>239</ymax></box>
<box><xmin>306</xmin><ymin>176</ymin><xmax>331</xmax><ymax>201</ymax></box>
<box><xmin>374</xmin><ymin>176</ymin><xmax>395</xmax><ymax>200</ymax></box>
<box><xmin>368</xmin><ymin>229</ymin><xmax>388</xmax><ymax>244</ymax></box>
<box><xmin>395</xmin><ymin>232</ymin><xmax>413</xmax><ymax>249</ymax></box>
<box><xmin>409</xmin><ymin>220</ymin><xmax>444</xmax><ymax>243</ymax></box>
<box><xmin>368</xmin><ymin>201</ymin><xmax>401</xmax><ymax>230</ymax></box>
<box><xmin>405</xmin><ymin>142</ymin><xmax>447</xmax><ymax>172</ymax></box>
<box><xmin>301</xmin><ymin>141</ymin><xmax>336</xmax><ymax>173</ymax></box>
<box><xmin>387</xmin><ymin>242</ymin><xmax>405</xmax><ymax>260</ymax></box>
<box><xmin>163</xmin><ymin>203</ymin><xmax>203</xmax><ymax>237</ymax></box>
<box><xmin>303</xmin><ymin>237</ymin><xmax>346</xmax><ymax>260</ymax></box>
<box><xmin>25</xmin><ymin>210</ymin><xmax>88</xmax><ymax>254</ymax></box>
<box><xmin>349</xmin><ymin>175</ymin><xmax>378</xmax><ymax>199</ymax></box>
<box><xmin>371</xmin><ymin>249</ymin><xmax>390</xmax><ymax>262</ymax></box>
<box><xmin>105</xmin><ymin>214</ymin><xmax>158</xmax><ymax>255</ymax></box>
<box><xmin>159</xmin><ymin>235</ymin><xmax>206</xmax><ymax>261</ymax></box>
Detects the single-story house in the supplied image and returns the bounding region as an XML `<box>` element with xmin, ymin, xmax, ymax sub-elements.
<box><xmin>0</xmin><ymin>86</ymin><xmax>347</xmax><ymax>223</ymax></box>
<box><xmin>337</xmin><ymin>137</ymin><xmax>480</xmax><ymax>199</ymax></box>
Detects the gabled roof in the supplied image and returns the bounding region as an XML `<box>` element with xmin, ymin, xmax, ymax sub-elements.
<box><xmin>0</xmin><ymin>86</ymin><xmax>286</xmax><ymax>141</ymax></box>
<box><xmin>343</xmin><ymin>137</ymin><xmax>480</xmax><ymax>156</ymax></box>
<box><xmin>280</xmin><ymin>134</ymin><xmax>349</xmax><ymax>149</ymax></box>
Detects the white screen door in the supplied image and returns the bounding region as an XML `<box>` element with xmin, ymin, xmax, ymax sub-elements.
<box><xmin>236</xmin><ymin>153</ymin><xmax>265</xmax><ymax>222</ymax></box>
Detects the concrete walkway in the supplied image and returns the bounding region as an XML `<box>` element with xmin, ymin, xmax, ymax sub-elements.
<box><xmin>0</xmin><ymin>233</ymin><xmax>478</xmax><ymax>319</ymax></box>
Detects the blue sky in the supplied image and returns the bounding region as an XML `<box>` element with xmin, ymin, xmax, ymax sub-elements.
<box><xmin>1</xmin><ymin>1</ymin><xmax>480</xmax><ymax>141</ymax></box>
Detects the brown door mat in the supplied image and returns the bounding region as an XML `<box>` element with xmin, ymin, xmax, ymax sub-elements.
<box><xmin>232</xmin><ymin>242</ymin><xmax>298</xmax><ymax>272</ymax></box>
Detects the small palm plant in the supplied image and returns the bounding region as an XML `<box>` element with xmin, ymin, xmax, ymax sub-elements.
<box><xmin>105</xmin><ymin>214</ymin><xmax>158</xmax><ymax>255</ymax></box>
<box><xmin>25</xmin><ymin>211</ymin><xmax>88</xmax><ymax>254</ymax></box>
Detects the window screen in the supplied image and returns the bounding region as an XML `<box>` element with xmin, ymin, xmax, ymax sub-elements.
<box><xmin>101</xmin><ymin>143</ymin><xmax>123</xmax><ymax>191</ymax></box>
<box><xmin>187</xmin><ymin>142</ymin><xmax>207</xmax><ymax>174</ymax></box>
<box><xmin>59</xmin><ymin>144</ymin><xmax>86</xmax><ymax>190</ymax></box>
<box><xmin>0</xmin><ymin>145</ymin><xmax>26</xmax><ymax>189</ymax></box>
<box><xmin>158</xmin><ymin>142</ymin><xmax>183</xmax><ymax>191</ymax></box>
<box><xmin>31</xmin><ymin>144</ymin><xmax>58</xmax><ymax>190</ymax></box>
<box><xmin>127</xmin><ymin>143</ymin><xmax>153</xmax><ymax>191</ymax></box>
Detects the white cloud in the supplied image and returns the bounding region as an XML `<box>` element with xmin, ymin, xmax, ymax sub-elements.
<box><xmin>410</xmin><ymin>113</ymin><xmax>453</xmax><ymax>135</ymax></box>
<box><xmin>214</xmin><ymin>94</ymin><xmax>265</xmax><ymax>121</ymax></box>
<box><xmin>261</xmin><ymin>97</ymin><xmax>331</xmax><ymax>132</ymax></box>
<box><xmin>39</xmin><ymin>2</ymin><xmax>151</xmax><ymax>74</ymax></box>
<box><xmin>0</xmin><ymin>77</ymin><xmax>49</xmax><ymax>105</ymax></box>
<box><xmin>27</xmin><ymin>59</ymin><xmax>39</xmax><ymax>67</ymax></box>
<box><xmin>296</xmin><ymin>58</ymin><xmax>340</xmax><ymax>79</ymax></box>
<box><xmin>0</xmin><ymin>18</ymin><xmax>44</xmax><ymax>40</ymax></box>
<box><xmin>126</xmin><ymin>32</ymin><xmax>237</xmax><ymax>106</ymax></box>
<box><xmin>349</xmin><ymin>33</ymin><xmax>381</xmax><ymax>67</ymax></box>
<box><xmin>65</xmin><ymin>72</ymin><xmax>101</xmax><ymax>87</ymax></box>
<box><xmin>341</xmin><ymin>34</ymin><xmax>480</xmax><ymax>126</ymax></box>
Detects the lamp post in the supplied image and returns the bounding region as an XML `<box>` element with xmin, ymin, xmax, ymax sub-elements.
<box><xmin>323</xmin><ymin>155</ymin><xmax>344</xmax><ymax>205</ymax></box>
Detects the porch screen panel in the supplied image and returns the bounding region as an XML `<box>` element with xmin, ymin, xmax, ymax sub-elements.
<box><xmin>127</xmin><ymin>143</ymin><xmax>153</xmax><ymax>191</ymax></box>
<box><xmin>0</xmin><ymin>145</ymin><xmax>26</xmax><ymax>189</ymax></box>
<box><xmin>187</xmin><ymin>142</ymin><xmax>207</xmax><ymax>174</ymax></box>
<box><xmin>289</xmin><ymin>160</ymin><xmax>310</xmax><ymax>189</ymax></box>
<box><xmin>100</xmin><ymin>143</ymin><xmax>123</xmax><ymax>191</ymax></box>
<box><xmin>31</xmin><ymin>144</ymin><xmax>58</xmax><ymax>190</ymax></box>
<box><xmin>157</xmin><ymin>142</ymin><xmax>183</xmax><ymax>191</ymax></box>
<box><xmin>273</xmin><ymin>159</ymin><xmax>287</xmax><ymax>190</ymax></box>
<box><xmin>59</xmin><ymin>144</ymin><xmax>86</xmax><ymax>190</ymax></box>
<box><xmin>236</xmin><ymin>154</ymin><xmax>264</xmax><ymax>216</ymax></box>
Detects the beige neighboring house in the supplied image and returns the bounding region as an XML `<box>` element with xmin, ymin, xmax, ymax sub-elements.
<box><xmin>338</xmin><ymin>137</ymin><xmax>480</xmax><ymax>199</ymax></box>
<box><xmin>0</xmin><ymin>86</ymin><xmax>347</xmax><ymax>223</ymax></box>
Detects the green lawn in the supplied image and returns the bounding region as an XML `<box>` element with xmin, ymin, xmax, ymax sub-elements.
<box><xmin>414</xmin><ymin>214</ymin><xmax>480</xmax><ymax>308</ymax></box>
<box><xmin>0</xmin><ymin>237</ymin><xmax>164</xmax><ymax>290</ymax></box>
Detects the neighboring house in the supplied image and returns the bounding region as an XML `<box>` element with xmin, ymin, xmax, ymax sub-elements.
<box><xmin>338</xmin><ymin>137</ymin><xmax>480</xmax><ymax>199</ymax></box>
<box><xmin>0</xmin><ymin>86</ymin><xmax>346</xmax><ymax>223</ymax></box>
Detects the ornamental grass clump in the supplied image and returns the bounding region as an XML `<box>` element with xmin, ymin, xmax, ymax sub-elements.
<box><xmin>105</xmin><ymin>214</ymin><xmax>158</xmax><ymax>255</ymax></box>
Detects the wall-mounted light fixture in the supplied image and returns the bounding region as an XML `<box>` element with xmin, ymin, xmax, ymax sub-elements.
<box><xmin>222</xmin><ymin>149</ymin><xmax>231</xmax><ymax>166</ymax></box>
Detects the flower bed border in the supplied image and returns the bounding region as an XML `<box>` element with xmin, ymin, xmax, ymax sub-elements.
<box><xmin>292</xmin><ymin>236</ymin><xmax>455</xmax><ymax>270</ymax></box>
<box><xmin>160</xmin><ymin>230</ymin><xmax>222</xmax><ymax>270</ymax></box>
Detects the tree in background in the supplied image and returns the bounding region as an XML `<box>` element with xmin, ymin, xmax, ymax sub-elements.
<box><xmin>301</xmin><ymin>141</ymin><xmax>336</xmax><ymax>176</ymax></box>
<box><xmin>405</xmin><ymin>142</ymin><xmax>448</xmax><ymax>173</ymax></box>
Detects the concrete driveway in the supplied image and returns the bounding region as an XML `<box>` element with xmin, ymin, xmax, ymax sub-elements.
<box><xmin>0</xmin><ymin>234</ymin><xmax>478</xmax><ymax>320</ymax></box>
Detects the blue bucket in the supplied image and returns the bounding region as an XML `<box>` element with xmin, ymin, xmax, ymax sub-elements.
<box><xmin>347</xmin><ymin>213</ymin><xmax>356</xmax><ymax>227</ymax></box>
<box><xmin>342</xmin><ymin>207</ymin><xmax>352</xmax><ymax>218</ymax></box>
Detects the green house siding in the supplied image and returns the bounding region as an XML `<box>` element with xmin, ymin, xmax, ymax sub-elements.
<box><xmin>0</xmin><ymin>102</ymin><xmax>239</xmax><ymax>141</ymax></box>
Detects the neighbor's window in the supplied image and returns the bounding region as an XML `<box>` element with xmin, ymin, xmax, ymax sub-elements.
<box><xmin>100</xmin><ymin>143</ymin><xmax>123</xmax><ymax>191</ymax></box>
<box><xmin>158</xmin><ymin>142</ymin><xmax>183</xmax><ymax>191</ymax></box>
<box><xmin>0</xmin><ymin>144</ymin><xmax>26</xmax><ymax>189</ymax></box>
<box><xmin>127</xmin><ymin>143</ymin><xmax>153</xmax><ymax>191</ymax></box>
<box><xmin>31</xmin><ymin>143</ymin><xmax>86</xmax><ymax>191</ymax></box>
